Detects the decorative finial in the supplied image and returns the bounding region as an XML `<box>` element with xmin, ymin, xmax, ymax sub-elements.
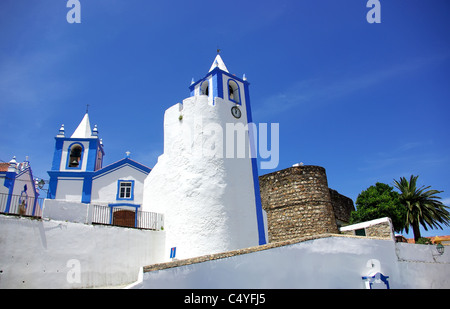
<box><xmin>57</xmin><ymin>124</ymin><xmax>65</xmax><ymax>137</ymax></box>
<box><xmin>125</xmin><ymin>151</ymin><xmax>131</xmax><ymax>158</ymax></box>
<box><xmin>86</xmin><ymin>104</ymin><xmax>90</xmax><ymax>113</ymax></box>
<box><xmin>217</xmin><ymin>48</ymin><xmax>221</xmax><ymax>54</ymax></box>
<box><xmin>9</xmin><ymin>156</ymin><xmax>17</xmax><ymax>172</ymax></box>
<box><xmin>92</xmin><ymin>124</ymin><xmax>98</xmax><ymax>136</ymax></box>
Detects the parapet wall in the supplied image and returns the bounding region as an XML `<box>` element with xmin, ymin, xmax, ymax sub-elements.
<box><xmin>0</xmin><ymin>214</ymin><xmax>166</xmax><ymax>288</ymax></box>
<box><xmin>137</xmin><ymin>234</ymin><xmax>450</xmax><ymax>289</ymax></box>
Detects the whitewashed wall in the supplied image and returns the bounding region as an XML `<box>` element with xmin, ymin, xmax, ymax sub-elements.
<box><xmin>91</xmin><ymin>164</ymin><xmax>148</xmax><ymax>205</ymax></box>
<box><xmin>143</xmin><ymin>95</ymin><xmax>265</xmax><ymax>261</ymax></box>
<box><xmin>134</xmin><ymin>236</ymin><xmax>450</xmax><ymax>289</ymax></box>
<box><xmin>54</xmin><ymin>178</ymin><xmax>84</xmax><ymax>202</ymax></box>
<box><xmin>43</xmin><ymin>199</ymin><xmax>89</xmax><ymax>223</ymax></box>
<box><xmin>0</xmin><ymin>214</ymin><xmax>166</xmax><ymax>288</ymax></box>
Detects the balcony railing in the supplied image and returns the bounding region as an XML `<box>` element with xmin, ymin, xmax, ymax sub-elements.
<box><xmin>0</xmin><ymin>193</ymin><xmax>162</xmax><ymax>231</ymax></box>
<box><xmin>90</xmin><ymin>204</ymin><xmax>163</xmax><ymax>231</ymax></box>
<box><xmin>0</xmin><ymin>192</ymin><xmax>43</xmax><ymax>218</ymax></box>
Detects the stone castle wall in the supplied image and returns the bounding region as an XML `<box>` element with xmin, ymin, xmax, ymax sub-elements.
<box><xmin>329</xmin><ymin>188</ymin><xmax>355</xmax><ymax>226</ymax></box>
<box><xmin>259</xmin><ymin>165</ymin><xmax>355</xmax><ymax>243</ymax></box>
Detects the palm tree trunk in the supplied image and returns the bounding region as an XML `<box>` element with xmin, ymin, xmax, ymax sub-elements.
<box><xmin>412</xmin><ymin>223</ymin><xmax>421</xmax><ymax>242</ymax></box>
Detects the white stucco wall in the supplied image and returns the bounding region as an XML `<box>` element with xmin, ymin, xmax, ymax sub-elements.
<box><xmin>91</xmin><ymin>164</ymin><xmax>148</xmax><ymax>205</ymax></box>
<box><xmin>0</xmin><ymin>214</ymin><xmax>166</xmax><ymax>288</ymax></box>
<box><xmin>0</xmin><ymin>179</ymin><xmax>9</xmax><ymax>195</ymax></box>
<box><xmin>54</xmin><ymin>178</ymin><xmax>84</xmax><ymax>202</ymax></box>
<box><xmin>142</xmin><ymin>94</ymin><xmax>265</xmax><ymax>261</ymax></box>
<box><xmin>134</xmin><ymin>236</ymin><xmax>450</xmax><ymax>289</ymax></box>
<box><xmin>43</xmin><ymin>199</ymin><xmax>89</xmax><ymax>223</ymax></box>
<box><xmin>11</xmin><ymin>169</ymin><xmax>36</xmax><ymax>198</ymax></box>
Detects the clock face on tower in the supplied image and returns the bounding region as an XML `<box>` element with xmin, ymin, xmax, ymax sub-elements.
<box><xmin>231</xmin><ymin>106</ymin><xmax>241</xmax><ymax>119</ymax></box>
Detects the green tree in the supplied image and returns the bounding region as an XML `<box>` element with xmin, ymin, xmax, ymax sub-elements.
<box><xmin>393</xmin><ymin>175</ymin><xmax>450</xmax><ymax>241</ymax></box>
<box><xmin>350</xmin><ymin>182</ymin><xmax>407</xmax><ymax>232</ymax></box>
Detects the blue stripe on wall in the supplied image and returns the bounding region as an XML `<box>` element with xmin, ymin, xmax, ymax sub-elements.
<box><xmin>244</xmin><ymin>82</ymin><xmax>266</xmax><ymax>245</ymax></box>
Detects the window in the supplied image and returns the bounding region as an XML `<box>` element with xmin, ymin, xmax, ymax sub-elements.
<box><xmin>355</xmin><ymin>228</ymin><xmax>366</xmax><ymax>236</ymax></box>
<box><xmin>117</xmin><ymin>180</ymin><xmax>134</xmax><ymax>200</ymax></box>
<box><xmin>68</xmin><ymin>143</ymin><xmax>83</xmax><ymax>168</ymax></box>
<box><xmin>228</xmin><ymin>79</ymin><xmax>240</xmax><ymax>104</ymax></box>
<box><xmin>200</xmin><ymin>80</ymin><xmax>209</xmax><ymax>96</ymax></box>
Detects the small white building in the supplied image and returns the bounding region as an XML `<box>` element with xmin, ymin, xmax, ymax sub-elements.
<box><xmin>0</xmin><ymin>157</ymin><xmax>41</xmax><ymax>216</ymax></box>
<box><xmin>46</xmin><ymin>113</ymin><xmax>151</xmax><ymax>225</ymax></box>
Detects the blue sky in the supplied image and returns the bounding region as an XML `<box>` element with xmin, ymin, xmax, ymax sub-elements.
<box><xmin>1</xmin><ymin>0</ymin><xmax>449</xmax><ymax>238</ymax></box>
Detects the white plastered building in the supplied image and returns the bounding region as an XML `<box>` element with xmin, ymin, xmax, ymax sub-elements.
<box><xmin>142</xmin><ymin>55</ymin><xmax>267</xmax><ymax>260</ymax></box>
<box><xmin>47</xmin><ymin>113</ymin><xmax>151</xmax><ymax>225</ymax></box>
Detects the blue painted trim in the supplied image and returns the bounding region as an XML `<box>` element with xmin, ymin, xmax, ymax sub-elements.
<box><xmin>116</xmin><ymin>179</ymin><xmax>135</xmax><ymax>201</ymax></box>
<box><xmin>86</xmin><ymin>140</ymin><xmax>99</xmax><ymax>172</ymax></box>
<box><xmin>47</xmin><ymin>171</ymin><xmax>93</xmax><ymax>200</ymax></box>
<box><xmin>108</xmin><ymin>203</ymin><xmax>141</xmax><ymax>227</ymax></box>
<box><xmin>4</xmin><ymin>171</ymin><xmax>15</xmax><ymax>213</ymax></box>
<box><xmin>47</xmin><ymin>171</ymin><xmax>93</xmax><ymax>178</ymax></box>
<box><xmin>81</xmin><ymin>175</ymin><xmax>92</xmax><ymax>203</ymax></box>
<box><xmin>51</xmin><ymin>138</ymin><xmax>64</xmax><ymax>170</ymax></box>
<box><xmin>188</xmin><ymin>67</ymin><xmax>248</xmax><ymax>97</ymax></box>
<box><xmin>47</xmin><ymin>175</ymin><xmax>58</xmax><ymax>199</ymax></box>
<box><xmin>93</xmin><ymin>157</ymin><xmax>151</xmax><ymax>178</ymax></box>
<box><xmin>243</xmin><ymin>82</ymin><xmax>266</xmax><ymax>245</ymax></box>
<box><xmin>227</xmin><ymin>79</ymin><xmax>241</xmax><ymax>105</ymax></box>
<box><xmin>46</xmin><ymin>157</ymin><xmax>150</xmax><ymax>201</ymax></box>
<box><xmin>108</xmin><ymin>203</ymin><xmax>140</xmax><ymax>208</ymax></box>
<box><xmin>65</xmin><ymin>142</ymin><xmax>84</xmax><ymax>170</ymax></box>
<box><xmin>362</xmin><ymin>272</ymin><xmax>390</xmax><ymax>289</ymax></box>
<box><xmin>216</xmin><ymin>71</ymin><xmax>223</xmax><ymax>99</ymax></box>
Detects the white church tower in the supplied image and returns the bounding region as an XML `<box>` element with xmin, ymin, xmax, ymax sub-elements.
<box><xmin>47</xmin><ymin>113</ymin><xmax>104</xmax><ymax>203</ymax></box>
<box><xmin>142</xmin><ymin>54</ymin><xmax>267</xmax><ymax>260</ymax></box>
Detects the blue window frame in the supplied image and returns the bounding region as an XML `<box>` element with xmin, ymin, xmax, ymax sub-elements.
<box><xmin>116</xmin><ymin>180</ymin><xmax>135</xmax><ymax>201</ymax></box>
<box><xmin>66</xmin><ymin>142</ymin><xmax>84</xmax><ymax>170</ymax></box>
<box><xmin>227</xmin><ymin>79</ymin><xmax>241</xmax><ymax>104</ymax></box>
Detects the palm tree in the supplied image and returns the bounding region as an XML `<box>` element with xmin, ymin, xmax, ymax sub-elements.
<box><xmin>393</xmin><ymin>175</ymin><xmax>450</xmax><ymax>242</ymax></box>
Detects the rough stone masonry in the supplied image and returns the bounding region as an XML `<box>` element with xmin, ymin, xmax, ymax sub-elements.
<box><xmin>259</xmin><ymin>165</ymin><xmax>355</xmax><ymax>243</ymax></box>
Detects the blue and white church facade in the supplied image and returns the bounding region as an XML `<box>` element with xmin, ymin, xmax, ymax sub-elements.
<box><xmin>45</xmin><ymin>55</ymin><xmax>267</xmax><ymax>261</ymax></box>
<box><xmin>47</xmin><ymin>113</ymin><xmax>151</xmax><ymax>208</ymax></box>
<box><xmin>1</xmin><ymin>157</ymin><xmax>41</xmax><ymax>216</ymax></box>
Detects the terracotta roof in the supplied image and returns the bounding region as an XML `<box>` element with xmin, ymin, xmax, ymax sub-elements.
<box><xmin>0</xmin><ymin>163</ymin><xmax>9</xmax><ymax>172</ymax></box>
<box><xmin>406</xmin><ymin>235</ymin><xmax>450</xmax><ymax>244</ymax></box>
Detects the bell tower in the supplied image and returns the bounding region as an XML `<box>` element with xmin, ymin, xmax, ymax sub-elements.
<box><xmin>189</xmin><ymin>54</ymin><xmax>247</xmax><ymax>108</ymax></box>
<box><xmin>47</xmin><ymin>113</ymin><xmax>105</xmax><ymax>203</ymax></box>
<box><xmin>143</xmin><ymin>54</ymin><xmax>267</xmax><ymax>260</ymax></box>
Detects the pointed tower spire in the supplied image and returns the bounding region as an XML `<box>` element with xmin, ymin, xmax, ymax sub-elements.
<box><xmin>71</xmin><ymin>113</ymin><xmax>93</xmax><ymax>138</ymax></box>
<box><xmin>208</xmin><ymin>54</ymin><xmax>229</xmax><ymax>73</ymax></box>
